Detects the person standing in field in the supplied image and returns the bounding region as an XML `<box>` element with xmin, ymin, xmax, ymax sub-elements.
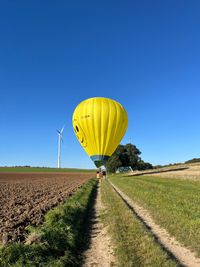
<box><xmin>96</xmin><ymin>170</ymin><xmax>100</xmax><ymax>179</ymax></box>
<box><xmin>102</xmin><ymin>170</ymin><xmax>106</xmax><ymax>179</ymax></box>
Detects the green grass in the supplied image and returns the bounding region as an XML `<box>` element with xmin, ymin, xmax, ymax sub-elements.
<box><xmin>110</xmin><ymin>175</ymin><xmax>200</xmax><ymax>257</ymax></box>
<box><xmin>0</xmin><ymin>167</ymin><xmax>95</xmax><ymax>172</ymax></box>
<box><xmin>0</xmin><ymin>178</ymin><xmax>98</xmax><ymax>267</ymax></box>
<box><xmin>101</xmin><ymin>179</ymin><xmax>177</xmax><ymax>267</ymax></box>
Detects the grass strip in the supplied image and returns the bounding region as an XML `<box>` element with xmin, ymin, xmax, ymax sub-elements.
<box><xmin>110</xmin><ymin>175</ymin><xmax>200</xmax><ymax>257</ymax></box>
<box><xmin>0</xmin><ymin>178</ymin><xmax>97</xmax><ymax>267</ymax></box>
<box><xmin>101</xmin><ymin>179</ymin><xmax>177</xmax><ymax>267</ymax></box>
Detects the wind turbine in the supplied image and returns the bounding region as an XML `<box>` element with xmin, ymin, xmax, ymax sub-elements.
<box><xmin>57</xmin><ymin>125</ymin><xmax>64</xmax><ymax>168</ymax></box>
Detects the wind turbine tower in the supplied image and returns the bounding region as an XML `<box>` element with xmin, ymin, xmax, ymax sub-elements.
<box><xmin>57</xmin><ymin>126</ymin><xmax>64</xmax><ymax>168</ymax></box>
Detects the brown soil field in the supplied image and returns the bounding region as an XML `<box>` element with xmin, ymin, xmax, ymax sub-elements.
<box><xmin>0</xmin><ymin>172</ymin><xmax>95</xmax><ymax>244</ymax></box>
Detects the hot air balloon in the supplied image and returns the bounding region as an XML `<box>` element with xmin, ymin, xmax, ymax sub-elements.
<box><xmin>72</xmin><ymin>97</ymin><xmax>128</xmax><ymax>168</ymax></box>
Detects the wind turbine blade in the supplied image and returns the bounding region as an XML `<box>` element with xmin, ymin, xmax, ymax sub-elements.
<box><xmin>60</xmin><ymin>125</ymin><xmax>65</xmax><ymax>134</ymax></box>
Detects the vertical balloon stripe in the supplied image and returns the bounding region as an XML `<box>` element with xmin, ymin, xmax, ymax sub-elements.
<box><xmin>88</xmin><ymin>100</ymin><xmax>95</xmax><ymax>155</ymax></box>
<box><xmin>83</xmin><ymin>100</ymin><xmax>91</xmax><ymax>151</ymax></box>
<box><xmin>94</xmin><ymin>98</ymin><xmax>100</xmax><ymax>154</ymax></box>
<box><xmin>105</xmin><ymin>99</ymin><xmax>113</xmax><ymax>155</ymax></box>
<box><xmin>111</xmin><ymin>100</ymin><xmax>119</xmax><ymax>154</ymax></box>
<box><xmin>100</xmin><ymin>99</ymin><xmax>103</xmax><ymax>155</ymax></box>
<box><xmin>105</xmin><ymin>99</ymin><xmax>111</xmax><ymax>155</ymax></box>
<box><xmin>92</xmin><ymin>98</ymin><xmax>98</xmax><ymax>154</ymax></box>
<box><xmin>102</xmin><ymin>99</ymin><xmax>107</xmax><ymax>156</ymax></box>
<box><xmin>117</xmin><ymin>105</ymin><xmax>128</xmax><ymax>148</ymax></box>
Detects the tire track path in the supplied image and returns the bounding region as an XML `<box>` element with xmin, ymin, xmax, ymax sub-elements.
<box><xmin>83</xmin><ymin>182</ymin><xmax>116</xmax><ymax>267</ymax></box>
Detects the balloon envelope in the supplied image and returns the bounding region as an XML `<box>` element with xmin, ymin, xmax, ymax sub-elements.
<box><xmin>72</xmin><ymin>97</ymin><xmax>128</xmax><ymax>167</ymax></box>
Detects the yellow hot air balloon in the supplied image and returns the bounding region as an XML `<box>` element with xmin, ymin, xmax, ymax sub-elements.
<box><xmin>72</xmin><ymin>97</ymin><xmax>128</xmax><ymax>167</ymax></box>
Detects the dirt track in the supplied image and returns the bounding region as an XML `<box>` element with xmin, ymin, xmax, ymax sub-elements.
<box><xmin>0</xmin><ymin>172</ymin><xmax>94</xmax><ymax>244</ymax></box>
<box><xmin>83</xmin><ymin>182</ymin><xmax>115</xmax><ymax>267</ymax></box>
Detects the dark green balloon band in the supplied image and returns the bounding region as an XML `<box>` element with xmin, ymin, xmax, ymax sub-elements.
<box><xmin>90</xmin><ymin>155</ymin><xmax>110</xmax><ymax>168</ymax></box>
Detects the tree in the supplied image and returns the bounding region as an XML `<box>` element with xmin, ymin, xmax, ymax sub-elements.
<box><xmin>123</xmin><ymin>143</ymin><xmax>141</xmax><ymax>169</ymax></box>
<box><xmin>185</xmin><ymin>158</ymin><xmax>200</xmax><ymax>164</ymax></box>
<box><xmin>137</xmin><ymin>160</ymin><xmax>153</xmax><ymax>170</ymax></box>
<box><xmin>106</xmin><ymin>143</ymin><xmax>152</xmax><ymax>173</ymax></box>
<box><xmin>106</xmin><ymin>153</ymin><xmax>122</xmax><ymax>173</ymax></box>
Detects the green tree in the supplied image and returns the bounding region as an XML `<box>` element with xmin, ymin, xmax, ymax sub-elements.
<box><xmin>106</xmin><ymin>143</ymin><xmax>152</xmax><ymax>173</ymax></box>
<box><xmin>123</xmin><ymin>143</ymin><xmax>141</xmax><ymax>169</ymax></box>
<box><xmin>106</xmin><ymin>153</ymin><xmax>122</xmax><ymax>173</ymax></box>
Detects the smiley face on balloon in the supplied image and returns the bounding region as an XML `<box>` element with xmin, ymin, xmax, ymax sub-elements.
<box><xmin>72</xmin><ymin>120</ymin><xmax>87</xmax><ymax>148</ymax></box>
<box><xmin>72</xmin><ymin>97</ymin><xmax>128</xmax><ymax>167</ymax></box>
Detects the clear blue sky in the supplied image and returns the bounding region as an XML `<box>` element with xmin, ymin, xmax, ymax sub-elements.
<box><xmin>0</xmin><ymin>1</ymin><xmax>200</xmax><ymax>168</ymax></box>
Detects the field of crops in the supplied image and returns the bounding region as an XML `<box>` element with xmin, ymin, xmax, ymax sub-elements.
<box><xmin>0</xmin><ymin>172</ymin><xmax>94</xmax><ymax>244</ymax></box>
<box><xmin>110</xmin><ymin>173</ymin><xmax>200</xmax><ymax>259</ymax></box>
<box><xmin>101</xmin><ymin>179</ymin><xmax>177</xmax><ymax>267</ymax></box>
<box><xmin>2</xmin><ymin>165</ymin><xmax>200</xmax><ymax>266</ymax></box>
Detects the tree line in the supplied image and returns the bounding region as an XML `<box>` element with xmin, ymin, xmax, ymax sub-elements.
<box><xmin>106</xmin><ymin>143</ymin><xmax>153</xmax><ymax>173</ymax></box>
<box><xmin>185</xmin><ymin>158</ymin><xmax>200</xmax><ymax>164</ymax></box>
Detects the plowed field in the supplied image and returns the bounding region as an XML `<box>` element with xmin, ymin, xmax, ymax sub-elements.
<box><xmin>0</xmin><ymin>172</ymin><xmax>94</xmax><ymax>244</ymax></box>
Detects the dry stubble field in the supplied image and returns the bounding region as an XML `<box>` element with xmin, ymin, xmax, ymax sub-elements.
<box><xmin>148</xmin><ymin>163</ymin><xmax>200</xmax><ymax>180</ymax></box>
